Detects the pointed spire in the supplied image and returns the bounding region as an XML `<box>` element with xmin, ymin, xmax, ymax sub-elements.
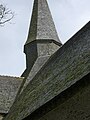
<box><xmin>25</xmin><ymin>0</ymin><xmax>62</xmax><ymax>45</ymax></box>
<box><xmin>22</xmin><ymin>0</ymin><xmax>62</xmax><ymax>77</ymax></box>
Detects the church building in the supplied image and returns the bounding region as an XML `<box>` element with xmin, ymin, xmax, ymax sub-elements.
<box><xmin>0</xmin><ymin>0</ymin><xmax>90</xmax><ymax>120</ymax></box>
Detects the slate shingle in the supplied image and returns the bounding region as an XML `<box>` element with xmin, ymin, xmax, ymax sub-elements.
<box><xmin>0</xmin><ymin>76</ymin><xmax>23</xmax><ymax>113</ymax></box>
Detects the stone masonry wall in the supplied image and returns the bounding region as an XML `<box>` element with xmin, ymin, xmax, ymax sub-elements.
<box><xmin>39</xmin><ymin>76</ymin><xmax>90</xmax><ymax>120</ymax></box>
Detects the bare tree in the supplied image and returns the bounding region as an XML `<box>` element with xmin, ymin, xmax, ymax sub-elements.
<box><xmin>0</xmin><ymin>4</ymin><xmax>14</xmax><ymax>25</ymax></box>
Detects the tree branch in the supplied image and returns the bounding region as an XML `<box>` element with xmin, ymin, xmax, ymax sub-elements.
<box><xmin>0</xmin><ymin>4</ymin><xmax>14</xmax><ymax>25</ymax></box>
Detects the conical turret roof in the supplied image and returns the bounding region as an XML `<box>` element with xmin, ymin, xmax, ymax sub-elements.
<box><xmin>25</xmin><ymin>0</ymin><xmax>62</xmax><ymax>45</ymax></box>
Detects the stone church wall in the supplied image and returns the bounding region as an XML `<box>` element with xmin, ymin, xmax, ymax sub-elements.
<box><xmin>38</xmin><ymin>77</ymin><xmax>90</xmax><ymax>120</ymax></box>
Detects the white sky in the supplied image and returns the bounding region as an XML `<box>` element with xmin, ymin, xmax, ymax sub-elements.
<box><xmin>0</xmin><ymin>0</ymin><xmax>90</xmax><ymax>77</ymax></box>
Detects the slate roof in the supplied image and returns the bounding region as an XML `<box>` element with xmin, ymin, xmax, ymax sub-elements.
<box><xmin>19</xmin><ymin>56</ymin><xmax>50</xmax><ymax>94</ymax></box>
<box><xmin>0</xmin><ymin>76</ymin><xmax>23</xmax><ymax>113</ymax></box>
<box><xmin>25</xmin><ymin>0</ymin><xmax>62</xmax><ymax>45</ymax></box>
<box><xmin>4</xmin><ymin>21</ymin><xmax>90</xmax><ymax>120</ymax></box>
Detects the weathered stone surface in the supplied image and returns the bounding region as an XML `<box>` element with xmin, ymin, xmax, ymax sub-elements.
<box><xmin>22</xmin><ymin>0</ymin><xmax>62</xmax><ymax>91</ymax></box>
<box><xmin>37</xmin><ymin>42</ymin><xmax>60</xmax><ymax>57</ymax></box>
<box><xmin>22</xmin><ymin>0</ymin><xmax>62</xmax><ymax>78</ymax></box>
<box><xmin>38</xmin><ymin>74</ymin><xmax>90</xmax><ymax>120</ymax></box>
<box><xmin>20</xmin><ymin>56</ymin><xmax>50</xmax><ymax>93</ymax></box>
<box><xmin>25</xmin><ymin>0</ymin><xmax>61</xmax><ymax>45</ymax></box>
<box><xmin>24</xmin><ymin>73</ymin><xmax>90</xmax><ymax>120</ymax></box>
<box><xmin>4</xmin><ymin>21</ymin><xmax>90</xmax><ymax>120</ymax></box>
<box><xmin>21</xmin><ymin>42</ymin><xmax>60</xmax><ymax>93</ymax></box>
<box><xmin>0</xmin><ymin>76</ymin><xmax>23</xmax><ymax>113</ymax></box>
<box><xmin>0</xmin><ymin>114</ymin><xmax>4</xmax><ymax>120</ymax></box>
<box><xmin>22</xmin><ymin>41</ymin><xmax>60</xmax><ymax>77</ymax></box>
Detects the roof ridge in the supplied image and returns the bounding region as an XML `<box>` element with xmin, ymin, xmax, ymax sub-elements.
<box><xmin>0</xmin><ymin>75</ymin><xmax>24</xmax><ymax>79</ymax></box>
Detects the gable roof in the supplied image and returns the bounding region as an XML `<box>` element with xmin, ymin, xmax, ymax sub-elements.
<box><xmin>24</xmin><ymin>73</ymin><xmax>90</xmax><ymax>120</ymax></box>
<box><xmin>0</xmin><ymin>76</ymin><xmax>23</xmax><ymax>114</ymax></box>
<box><xmin>4</xmin><ymin>21</ymin><xmax>90</xmax><ymax>120</ymax></box>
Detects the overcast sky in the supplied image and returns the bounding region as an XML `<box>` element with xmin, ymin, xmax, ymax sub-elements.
<box><xmin>0</xmin><ymin>0</ymin><xmax>90</xmax><ymax>77</ymax></box>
